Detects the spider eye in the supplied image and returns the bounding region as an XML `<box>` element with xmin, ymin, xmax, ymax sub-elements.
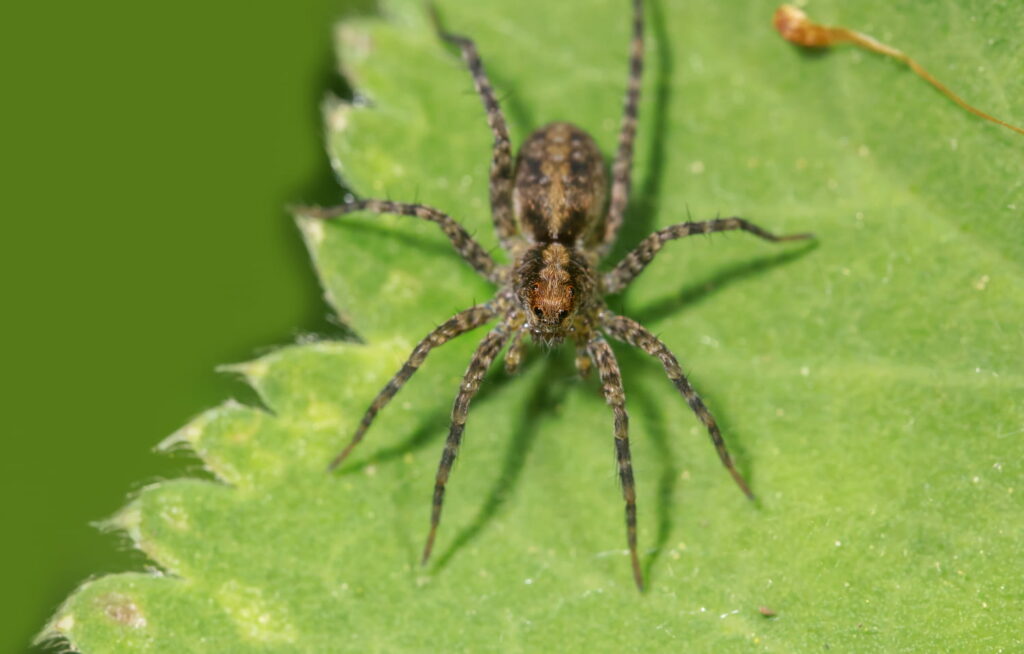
<box><xmin>533</xmin><ymin>307</ymin><xmax>543</xmax><ymax>318</ymax></box>
<box><xmin>558</xmin><ymin>310</ymin><xmax>569</xmax><ymax>320</ymax></box>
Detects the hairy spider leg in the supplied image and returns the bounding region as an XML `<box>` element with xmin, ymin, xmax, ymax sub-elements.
<box><xmin>603</xmin><ymin>216</ymin><xmax>813</xmax><ymax>293</ymax></box>
<box><xmin>601</xmin><ymin>311</ymin><xmax>755</xmax><ymax>500</ymax></box>
<box><xmin>327</xmin><ymin>301</ymin><xmax>499</xmax><ymax>471</ymax></box>
<box><xmin>429</xmin><ymin>4</ymin><xmax>518</xmax><ymax>248</ymax></box>
<box><xmin>598</xmin><ymin>0</ymin><xmax>644</xmax><ymax>255</ymax></box>
<box><xmin>588</xmin><ymin>334</ymin><xmax>644</xmax><ymax>591</ymax></box>
<box><xmin>422</xmin><ymin>321</ymin><xmax>514</xmax><ymax>564</ymax></box>
<box><xmin>503</xmin><ymin>327</ymin><xmax>526</xmax><ymax>374</ymax></box>
<box><xmin>295</xmin><ymin>199</ymin><xmax>501</xmax><ymax>283</ymax></box>
<box><xmin>575</xmin><ymin>342</ymin><xmax>594</xmax><ymax>379</ymax></box>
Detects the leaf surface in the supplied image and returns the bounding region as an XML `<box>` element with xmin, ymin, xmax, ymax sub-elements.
<box><xmin>43</xmin><ymin>0</ymin><xmax>1023</xmax><ymax>651</ymax></box>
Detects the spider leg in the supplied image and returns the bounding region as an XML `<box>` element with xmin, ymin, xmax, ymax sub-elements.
<box><xmin>327</xmin><ymin>301</ymin><xmax>499</xmax><ymax>471</ymax></box>
<box><xmin>601</xmin><ymin>310</ymin><xmax>755</xmax><ymax>500</ymax></box>
<box><xmin>574</xmin><ymin>343</ymin><xmax>593</xmax><ymax>379</ymax></box>
<box><xmin>598</xmin><ymin>0</ymin><xmax>644</xmax><ymax>257</ymax></box>
<box><xmin>603</xmin><ymin>217</ymin><xmax>813</xmax><ymax>293</ymax></box>
<box><xmin>588</xmin><ymin>334</ymin><xmax>644</xmax><ymax>591</ymax></box>
<box><xmin>422</xmin><ymin>320</ymin><xmax>513</xmax><ymax>564</ymax></box>
<box><xmin>503</xmin><ymin>326</ymin><xmax>526</xmax><ymax>375</ymax></box>
<box><xmin>429</xmin><ymin>4</ymin><xmax>518</xmax><ymax>249</ymax></box>
<box><xmin>294</xmin><ymin>199</ymin><xmax>502</xmax><ymax>283</ymax></box>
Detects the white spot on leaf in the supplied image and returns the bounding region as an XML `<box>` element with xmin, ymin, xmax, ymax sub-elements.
<box><xmin>217</xmin><ymin>581</ymin><xmax>298</xmax><ymax>643</ymax></box>
<box><xmin>100</xmin><ymin>593</ymin><xmax>147</xmax><ymax>629</ymax></box>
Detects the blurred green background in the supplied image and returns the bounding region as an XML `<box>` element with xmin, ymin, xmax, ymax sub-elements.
<box><xmin>2</xmin><ymin>1</ymin><xmax>369</xmax><ymax>650</ymax></box>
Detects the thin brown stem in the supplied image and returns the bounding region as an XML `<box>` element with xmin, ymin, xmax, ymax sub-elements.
<box><xmin>773</xmin><ymin>4</ymin><xmax>1024</xmax><ymax>136</ymax></box>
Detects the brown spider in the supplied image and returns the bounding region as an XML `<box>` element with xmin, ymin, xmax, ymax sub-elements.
<box><xmin>298</xmin><ymin>0</ymin><xmax>811</xmax><ymax>590</ymax></box>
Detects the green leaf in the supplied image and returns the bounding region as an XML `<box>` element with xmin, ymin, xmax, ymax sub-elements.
<box><xmin>42</xmin><ymin>0</ymin><xmax>1023</xmax><ymax>651</ymax></box>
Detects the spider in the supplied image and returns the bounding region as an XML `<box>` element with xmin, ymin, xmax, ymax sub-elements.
<box><xmin>298</xmin><ymin>0</ymin><xmax>811</xmax><ymax>590</ymax></box>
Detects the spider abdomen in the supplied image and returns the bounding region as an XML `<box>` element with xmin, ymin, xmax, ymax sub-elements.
<box><xmin>512</xmin><ymin>122</ymin><xmax>608</xmax><ymax>245</ymax></box>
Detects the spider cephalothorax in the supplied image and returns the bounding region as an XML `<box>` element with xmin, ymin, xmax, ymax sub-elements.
<box><xmin>299</xmin><ymin>0</ymin><xmax>810</xmax><ymax>590</ymax></box>
<box><xmin>514</xmin><ymin>242</ymin><xmax>595</xmax><ymax>343</ymax></box>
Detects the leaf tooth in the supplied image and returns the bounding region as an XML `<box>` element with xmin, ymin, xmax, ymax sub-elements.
<box><xmin>322</xmin><ymin>96</ymin><xmax>355</xmax><ymax>185</ymax></box>
<box><xmin>295</xmin><ymin>214</ymin><xmax>349</xmax><ymax>323</ymax></box>
<box><xmin>216</xmin><ymin>360</ymin><xmax>272</xmax><ymax>388</ymax></box>
<box><xmin>158</xmin><ymin>399</ymin><xmax>255</xmax><ymax>451</ymax></box>
<box><xmin>295</xmin><ymin>213</ymin><xmax>326</xmax><ymax>249</ymax></box>
<box><xmin>156</xmin><ymin>400</ymin><xmax>267</xmax><ymax>487</ymax></box>
<box><xmin>99</xmin><ymin>497</ymin><xmax>144</xmax><ymax>545</ymax></box>
<box><xmin>334</xmin><ymin>21</ymin><xmax>374</xmax><ymax>89</ymax></box>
